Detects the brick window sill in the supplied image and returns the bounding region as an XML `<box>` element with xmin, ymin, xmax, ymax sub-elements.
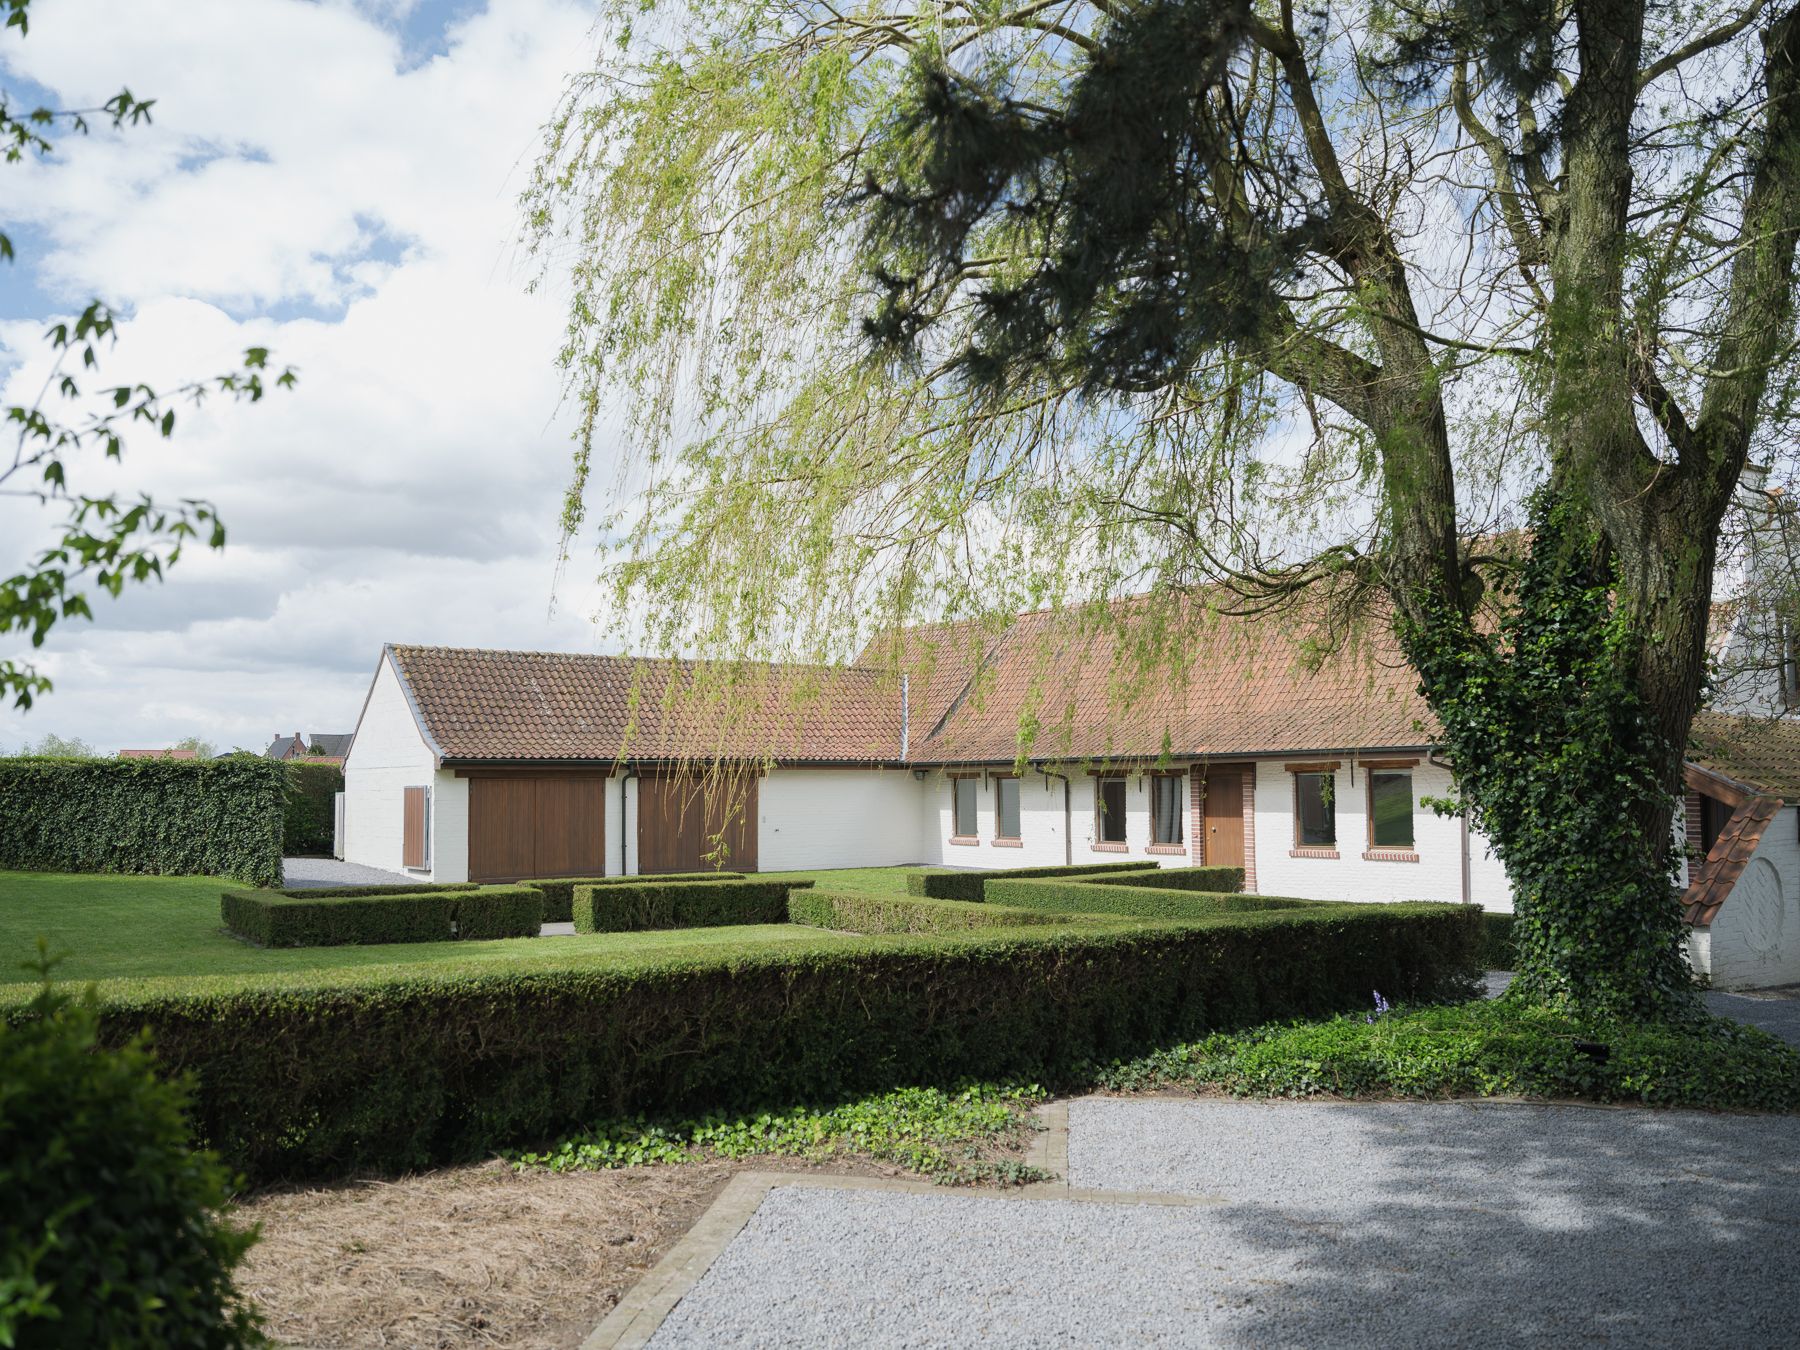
<box><xmin>1146</xmin><ymin>843</ymin><xmax>1186</xmax><ymax>855</ymax></box>
<box><xmin>1289</xmin><ymin>847</ymin><xmax>1340</xmax><ymax>859</ymax></box>
<box><xmin>949</xmin><ymin>835</ymin><xmax>979</xmax><ymax>847</ymax></box>
<box><xmin>1091</xmin><ymin>841</ymin><xmax>1129</xmax><ymax>853</ymax></box>
<box><xmin>992</xmin><ymin>837</ymin><xmax>1024</xmax><ymax>848</ymax></box>
<box><xmin>1363</xmin><ymin>849</ymin><xmax>1420</xmax><ymax>863</ymax></box>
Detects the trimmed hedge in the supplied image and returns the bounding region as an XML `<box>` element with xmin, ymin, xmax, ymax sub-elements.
<box><xmin>221</xmin><ymin>886</ymin><xmax>544</xmax><ymax>947</ymax></box>
<box><xmin>282</xmin><ymin>760</ymin><xmax>344</xmax><ymax>856</ymax></box>
<box><xmin>573</xmin><ymin>878</ymin><xmax>811</xmax><ymax>933</ymax></box>
<box><xmin>903</xmin><ymin>860</ymin><xmax>1160</xmax><ymax>902</ymax></box>
<box><xmin>1083</xmin><ymin>865</ymin><xmax>1245</xmax><ymax>893</ymax></box>
<box><xmin>1481</xmin><ymin>911</ymin><xmax>1517</xmax><ymax>969</ymax></box>
<box><xmin>69</xmin><ymin>902</ymin><xmax>1482</xmax><ymax>1182</ymax></box>
<box><xmin>0</xmin><ymin>755</ymin><xmax>284</xmax><ymax>887</ymax></box>
<box><xmin>985</xmin><ymin>878</ymin><xmax>1318</xmax><ymax>921</ymax></box>
<box><xmin>528</xmin><ymin>872</ymin><xmax>744</xmax><ymax>924</ymax></box>
<box><xmin>273</xmin><ymin>883</ymin><xmax>480</xmax><ymax>899</ymax></box>
<box><xmin>789</xmin><ymin>889</ymin><xmax>1094</xmax><ymax>934</ymax></box>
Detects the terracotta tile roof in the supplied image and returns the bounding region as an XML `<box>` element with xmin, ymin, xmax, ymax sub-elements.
<box><xmin>388</xmin><ymin>645</ymin><xmax>905</xmax><ymax>764</ymax></box>
<box><xmin>1681</xmin><ymin>793</ymin><xmax>1783</xmax><ymax>926</ymax></box>
<box><xmin>1688</xmin><ymin>711</ymin><xmax>1800</xmax><ymax>796</ymax></box>
<box><xmin>887</xmin><ymin>599</ymin><xmax>1434</xmax><ymax>763</ymax></box>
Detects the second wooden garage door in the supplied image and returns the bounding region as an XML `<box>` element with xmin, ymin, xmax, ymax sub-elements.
<box><xmin>468</xmin><ymin>776</ymin><xmax>606</xmax><ymax>882</ymax></box>
<box><xmin>637</xmin><ymin>774</ymin><xmax>758</xmax><ymax>873</ymax></box>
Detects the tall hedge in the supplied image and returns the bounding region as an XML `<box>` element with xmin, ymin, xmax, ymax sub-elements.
<box><xmin>54</xmin><ymin>902</ymin><xmax>1481</xmax><ymax>1182</ymax></box>
<box><xmin>0</xmin><ymin>757</ymin><xmax>284</xmax><ymax>887</ymax></box>
<box><xmin>282</xmin><ymin>761</ymin><xmax>344</xmax><ymax>857</ymax></box>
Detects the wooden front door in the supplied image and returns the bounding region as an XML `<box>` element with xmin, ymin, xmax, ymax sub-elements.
<box><xmin>637</xmin><ymin>773</ymin><xmax>759</xmax><ymax>873</ymax></box>
<box><xmin>1202</xmin><ymin>768</ymin><xmax>1245</xmax><ymax>868</ymax></box>
<box><xmin>468</xmin><ymin>775</ymin><xmax>607</xmax><ymax>882</ymax></box>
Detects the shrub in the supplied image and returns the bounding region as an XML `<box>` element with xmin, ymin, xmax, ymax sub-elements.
<box><xmin>1481</xmin><ymin>911</ymin><xmax>1517</xmax><ymax>969</ymax></box>
<box><xmin>0</xmin><ymin>756</ymin><xmax>284</xmax><ymax>886</ymax></box>
<box><xmin>1101</xmin><ymin>996</ymin><xmax>1800</xmax><ymax>1112</ymax></box>
<box><xmin>0</xmin><ymin>956</ymin><xmax>263</xmax><ymax>1347</ymax></box>
<box><xmin>60</xmin><ymin>901</ymin><xmax>1481</xmax><ymax>1182</ymax></box>
<box><xmin>573</xmin><ymin>878</ymin><xmax>809</xmax><ymax>933</ymax></box>
<box><xmin>281</xmin><ymin>761</ymin><xmax>343</xmax><ymax>857</ymax></box>
<box><xmin>790</xmin><ymin>889</ymin><xmax>1096</xmax><ymax>934</ymax></box>
<box><xmin>272</xmin><ymin>882</ymin><xmax>480</xmax><ymax>899</ymax></box>
<box><xmin>221</xmin><ymin>886</ymin><xmax>543</xmax><ymax>947</ymax></box>
<box><xmin>985</xmin><ymin>877</ymin><xmax>1318</xmax><ymax>920</ymax></box>
<box><xmin>903</xmin><ymin>860</ymin><xmax>1160</xmax><ymax>901</ymax></box>
<box><xmin>1083</xmin><ymin>865</ymin><xmax>1245</xmax><ymax>893</ymax></box>
<box><xmin>526</xmin><ymin>872</ymin><xmax>744</xmax><ymax>924</ymax></box>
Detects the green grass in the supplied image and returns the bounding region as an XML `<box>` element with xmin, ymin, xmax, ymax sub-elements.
<box><xmin>0</xmin><ymin>868</ymin><xmax>924</xmax><ymax>990</ymax></box>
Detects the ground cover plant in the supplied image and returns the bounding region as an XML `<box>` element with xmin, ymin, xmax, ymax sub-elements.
<box><xmin>0</xmin><ymin>951</ymin><xmax>264</xmax><ymax>1348</ymax></box>
<box><xmin>514</xmin><ymin>1082</ymin><xmax>1051</xmax><ymax>1186</ymax></box>
<box><xmin>1100</xmin><ymin>994</ymin><xmax>1800</xmax><ymax>1113</ymax></box>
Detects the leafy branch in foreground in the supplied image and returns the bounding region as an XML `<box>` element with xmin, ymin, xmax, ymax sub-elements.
<box><xmin>0</xmin><ymin>0</ymin><xmax>295</xmax><ymax>709</ymax></box>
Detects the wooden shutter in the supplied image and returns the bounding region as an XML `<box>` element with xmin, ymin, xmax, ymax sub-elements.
<box><xmin>403</xmin><ymin>786</ymin><xmax>428</xmax><ymax>868</ymax></box>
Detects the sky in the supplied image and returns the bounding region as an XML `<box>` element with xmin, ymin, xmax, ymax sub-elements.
<box><xmin>0</xmin><ymin>0</ymin><xmax>613</xmax><ymax>755</ymax></box>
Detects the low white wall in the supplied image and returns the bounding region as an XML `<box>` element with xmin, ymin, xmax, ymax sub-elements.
<box><xmin>342</xmin><ymin>655</ymin><xmax>439</xmax><ymax>879</ymax></box>
<box><xmin>1249</xmin><ymin>758</ymin><xmax>1472</xmax><ymax>905</ymax></box>
<box><xmin>1706</xmin><ymin>804</ymin><xmax>1800</xmax><ymax>989</ymax></box>
<box><xmin>759</xmin><ymin>768</ymin><xmax>923</xmax><ymax>871</ymax></box>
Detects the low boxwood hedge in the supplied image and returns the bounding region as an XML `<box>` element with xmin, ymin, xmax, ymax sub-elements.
<box><xmin>790</xmin><ymin>889</ymin><xmax>1098</xmax><ymax>934</ymax></box>
<box><xmin>527</xmin><ymin>872</ymin><xmax>745</xmax><ymax>924</ymax></box>
<box><xmin>984</xmin><ymin>878</ymin><xmax>1319</xmax><ymax>921</ymax></box>
<box><xmin>272</xmin><ymin>882</ymin><xmax>480</xmax><ymax>899</ymax></box>
<box><xmin>903</xmin><ymin>860</ymin><xmax>1160</xmax><ymax>902</ymax></box>
<box><xmin>572</xmin><ymin>878</ymin><xmax>810</xmax><ymax>933</ymax></box>
<box><xmin>1084</xmin><ymin>865</ymin><xmax>1245</xmax><ymax>893</ymax></box>
<box><xmin>71</xmin><ymin>901</ymin><xmax>1481</xmax><ymax>1182</ymax></box>
<box><xmin>1481</xmin><ymin>911</ymin><xmax>1517</xmax><ymax>969</ymax></box>
<box><xmin>221</xmin><ymin>886</ymin><xmax>543</xmax><ymax>947</ymax></box>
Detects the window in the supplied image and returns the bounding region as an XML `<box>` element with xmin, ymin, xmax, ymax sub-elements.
<box><xmin>995</xmin><ymin>775</ymin><xmax>1021</xmax><ymax>840</ymax></box>
<box><xmin>1700</xmin><ymin>794</ymin><xmax>1732</xmax><ymax>855</ymax></box>
<box><xmin>1295</xmin><ymin>772</ymin><xmax>1335</xmax><ymax>847</ymax></box>
<box><xmin>1368</xmin><ymin>770</ymin><xmax>1414</xmax><ymax>849</ymax></box>
<box><xmin>952</xmin><ymin>777</ymin><xmax>979</xmax><ymax>839</ymax></box>
<box><xmin>1097</xmin><ymin>776</ymin><xmax>1128</xmax><ymax>844</ymax></box>
<box><xmin>1151</xmin><ymin>774</ymin><xmax>1183</xmax><ymax>846</ymax></box>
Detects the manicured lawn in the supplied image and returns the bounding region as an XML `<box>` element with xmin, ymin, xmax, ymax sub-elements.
<box><xmin>0</xmin><ymin>866</ymin><xmax>929</xmax><ymax>991</ymax></box>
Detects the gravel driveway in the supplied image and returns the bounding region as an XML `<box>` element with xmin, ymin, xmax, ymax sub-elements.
<box><xmin>280</xmin><ymin>857</ymin><xmax>417</xmax><ymax>889</ymax></box>
<box><xmin>649</xmin><ymin>1099</ymin><xmax>1799</xmax><ymax>1347</ymax></box>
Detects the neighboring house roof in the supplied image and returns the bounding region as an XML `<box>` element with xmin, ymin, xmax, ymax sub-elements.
<box><xmin>1687</xmin><ymin>711</ymin><xmax>1800</xmax><ymax>797</ymax></box>
<box><xmin>118</xmin><ymin>748</ymin><xmax>198</xmax><ymax>760</ymax></box>
<box><xmin>265</xmin><ymin>734</ymin><xmax>305</xmax><ymax>760</ymax></box>
<box><xmin>387</xmin><ymin>645</ymin><xmax>907</xmax><ymax>764</ymax></box>
<box><xmin>308</xmin><ymin>733</ymin><xmax>354</xmax><ymax>758</ymax></box>
<box><xmin>1682</xmin><ymin>794</ymin><xmax>1783</xmax><ymax>927</ymax></box>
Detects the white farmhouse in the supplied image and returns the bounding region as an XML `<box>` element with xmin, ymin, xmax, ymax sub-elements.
<box><xmin>339</xmin><ymin>603</ymin><xmax>1800</xmax><ymax>990</ymax></box>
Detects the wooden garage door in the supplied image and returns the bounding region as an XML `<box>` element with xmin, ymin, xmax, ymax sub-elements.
<box><xmin>468</xmin><ymin>776</ymin><xmax>606</xmax><ymax>882</ymax></box>
<box><xmin>637</xmin><ymin>773</ymin><xmax>758</xmax><ymax>874</ymax></box>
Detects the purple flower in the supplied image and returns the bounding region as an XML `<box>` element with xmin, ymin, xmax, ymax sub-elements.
<box><xmin>1365</xmin><ymin>991</ymin><xmax>1391</xmax><ymax>1024</ymax></box>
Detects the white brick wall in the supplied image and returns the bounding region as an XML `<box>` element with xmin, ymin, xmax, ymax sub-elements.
<box><xmin>342</xmin><ymin>654</ymin><xmax>442</xmax><ymax>878</ymax></box>
<box><xmin>1249</xmin><ymin>758</ymin><xmax>1480</xmax><ymax>905</ymax></box>
<box><xmin>917</xmin><ymin>766</ymin><xmax>1191</xmax><ymax>869</ymax></box>
<box><xmin>758</xmin><ymin>768</ymin><xmax>923</xmax><ymax>870</ymax></box>
<box><xmin>1704</xmin><ymin>804</ymin><xmax>1800</xmax><ymax>989</ymax></box>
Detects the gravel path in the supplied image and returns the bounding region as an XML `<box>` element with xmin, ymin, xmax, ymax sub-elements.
<box><xmin>280</xmin><ymin>857</ymin><xmax>416</xmax><ymax>889</ymax></box>
<box><xmin>650</xmin><ymin>1100</ymin><xmax>1800</xmax><ymax>1347</ymax></box>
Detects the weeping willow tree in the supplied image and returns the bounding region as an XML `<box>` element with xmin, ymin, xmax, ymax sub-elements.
<box><xmin>527</xmin><ymin>0</ymin><xmax>1800</xmax><ymax>1020</ymax></box>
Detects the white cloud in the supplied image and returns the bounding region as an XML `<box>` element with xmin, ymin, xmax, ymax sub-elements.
<box><xmin>0</xmin><ymin>0</ymin><xmax>619</xmax><ymax>755</ymax></box>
